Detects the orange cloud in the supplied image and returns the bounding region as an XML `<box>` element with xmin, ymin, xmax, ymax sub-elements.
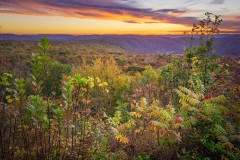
<box><xmin>1</xmin><ymin>0</ymin><xmax>239</xmax><ymax>34</ymax></box>
<box><xmin>0</xmin><ymin>0</ymin><xmax>196</xmax><ymax>25</ymax></box>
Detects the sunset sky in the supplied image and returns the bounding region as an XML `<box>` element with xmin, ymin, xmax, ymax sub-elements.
<box><xmin>0</xmin><ymin>0</ymin><xmax>240</xmax><ymax>35</ymax></box>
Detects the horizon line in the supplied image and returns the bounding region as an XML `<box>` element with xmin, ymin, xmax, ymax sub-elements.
<box><xmin>1</xmin><ymin>33</ymin><xmax>240</xmax><ymax>36</ymax></box>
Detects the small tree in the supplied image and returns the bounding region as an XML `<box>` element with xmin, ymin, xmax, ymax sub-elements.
<box><xmin>184</xmin><ymin>12</ymin><xmax>223</xmax><ymax>86</ymax></box>
<box><xmin>38</xmin><ymin>36</ymin><xmax>50</xmax><ymax>55</ymax></box>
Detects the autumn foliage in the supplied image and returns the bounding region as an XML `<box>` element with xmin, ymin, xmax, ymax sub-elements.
<box><xmin>0</xmin><ymin>13</ymin><xmax>240</xmax><ymax>160</ymax></box>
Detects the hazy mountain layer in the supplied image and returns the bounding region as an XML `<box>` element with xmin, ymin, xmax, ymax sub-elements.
<box><xmin>1</xmin><ymin>34</ymin><xmax>239</xmax><ymax>56</ymax></box>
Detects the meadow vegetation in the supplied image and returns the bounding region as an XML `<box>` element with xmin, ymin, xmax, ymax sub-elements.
<box><xmin>0</xmin><ymin>13</ymin><xmax>239</xmax><ymax>160</ymax></box>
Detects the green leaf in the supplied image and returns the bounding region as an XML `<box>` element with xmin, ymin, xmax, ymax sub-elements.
<box><xmin>7</xmin><ymin>99</ymin><xmax>13</xmax><ymax>103</ymax></box>
<box><xmin>53</xmin><ymin>107</ymin><xmax>63</xmax><ymax>117</ymax></box>
<box><xmin>6</xmin><ymin>95</ymin><xmax>11</xmax><ymax>100</ymax></box>
<box><xmin>89</xmin><ymin>81</ymin><xmax>95</xmax><ymax>88</ymax></box>
<box><xmin>102</xmin><ymin>82</ymin><xmax>108</xmax><ymax>86</ymax></box>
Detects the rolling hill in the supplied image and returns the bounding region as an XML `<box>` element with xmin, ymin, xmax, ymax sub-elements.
<box><xmin>1</xmin><ymin>34</ymin><xmax>239</xmax><ymax>56</ymax></box>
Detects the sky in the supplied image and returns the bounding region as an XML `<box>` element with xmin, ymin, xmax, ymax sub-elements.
<box><xmin>0</xmin><ymin>0</ymin><xmax>240</xmax><ymax>35</ymax></box>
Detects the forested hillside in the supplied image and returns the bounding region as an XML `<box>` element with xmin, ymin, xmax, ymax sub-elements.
<box><xmin>2</xmin><ymin>34</ymin><xmax>240</xmax><ymax>56</ymax></box>
<box><xmin>0</xmin><ymin>13</ymin><xmax>239</xmax><ymax>160</ymax></box>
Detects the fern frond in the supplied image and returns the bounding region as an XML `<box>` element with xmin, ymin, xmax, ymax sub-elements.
<box><xmin>217</xmin><ymin>105</ymin><xmax>229</xmax><ymax>115</ymax></box>
<box><xmin>135</xmin><ymin>106</ymin><xmax>145</xmax><ymax>113</ymax></box>
<box><xmin>159</xmin><ymin>109</ymin><xmax>172</xmax><ymax>123</ymax></box>
<box><xmin>175</xmin><ymin>87</ymin><xmax>200</xmax><ymax>106</ymax></box>
<box><xmin>150</xmin><ymin>120</ymin><xmax>168</xmax><ymax>129</ymax></box>
<box><xmin>217</xmin><ymin>135</ymin><xmax>229</xmax><ymax>143</ymax></box>
<box><xmin>212</xmin><ymin>124</ymin><xmax>227</xmax><ymax>136</ymax></box>
<box><xmin>179</xmin><ymin>86</ymin><xmax>199</xmax><ymax>99</ymax></box>
<box><xmin>115</xmin><ymin>134</ymin><xmax>128</xmax><ymax>144</ymax></box>
<box><xmin>129</xmin><ymin>112</ymin><xmax>142</xmax><ymax>118</ymax></box>
<box><xmin>126</xmin><ymin>119</ymin><xmax>136</xmax><ymax>128</ymax></box>
<box><xmin>139</xmin><ymin>97</ymin><xmax>147</xmax><ymax>109</ymax></box>
<box><xmin>223</xmin><ymin>121</ymin><xmax>235</xmax><ymax>135</ymax></box>
<box><xmin>148</xmin><ymin>100</ymin><xmax>159</xmax><ymax>111</ymax></box>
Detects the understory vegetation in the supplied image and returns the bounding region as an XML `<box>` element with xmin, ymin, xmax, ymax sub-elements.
<box><xmin>0</xmin><ymin>13</ymin><xmax>240</xmax><ymax>160</ymax></box>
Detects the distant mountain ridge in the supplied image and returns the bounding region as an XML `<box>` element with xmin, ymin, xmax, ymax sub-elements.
<box><xmin>1</xmin><ymin>34</ymin><xmax>240</xmax><ymax>56</ymax></box>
